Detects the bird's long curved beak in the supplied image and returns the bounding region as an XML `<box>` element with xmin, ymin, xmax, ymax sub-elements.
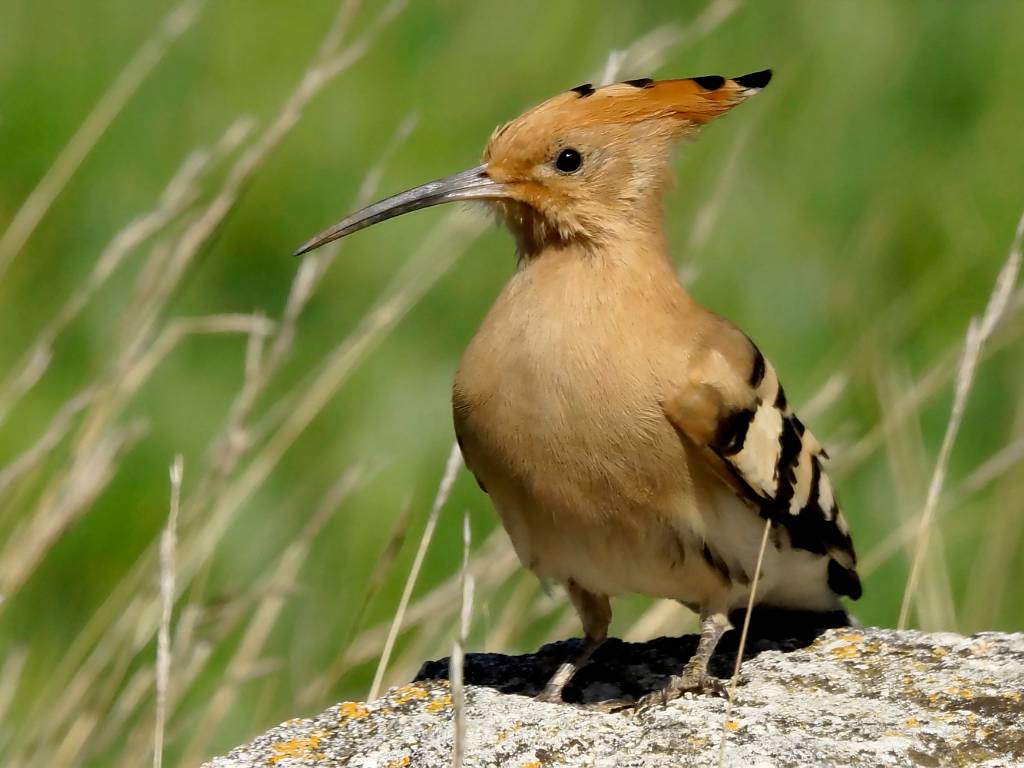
<box><xmin>293</xmin><ymin>164</ymin><xmax>506</xmax><ymax>256</ymax></box>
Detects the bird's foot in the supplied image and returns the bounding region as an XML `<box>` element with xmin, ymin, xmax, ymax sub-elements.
<box><xmin>635</xmin><ymin>671</ymin><xmax>729</xmax><ymax>709</ymax></box>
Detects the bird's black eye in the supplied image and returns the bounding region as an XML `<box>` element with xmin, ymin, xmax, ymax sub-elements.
<box><xmin>554</xmin><ymin>148</ymin><xmax>582</xmax><ymax>174</ymax></box>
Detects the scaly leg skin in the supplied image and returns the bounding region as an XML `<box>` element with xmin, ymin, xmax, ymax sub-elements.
<box><xmin>637</xmin><ymin>611</ymin><xmax>732</xmax><ymax>708</ymax></box>
<box><xmin>536</xmin><ymin>581</ymin><xmax>610</xmax><ymax>703</ymax></box>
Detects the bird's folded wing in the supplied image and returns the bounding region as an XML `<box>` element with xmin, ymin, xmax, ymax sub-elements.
<box><xmin>664</xmin><ymin>320</ymin><xmax>861</xmax><ymax>599</ymax></box>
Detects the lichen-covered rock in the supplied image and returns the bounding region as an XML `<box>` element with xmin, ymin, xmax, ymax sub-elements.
<box><xmin>204</xmin><ymin>627</ymin><xmax>1024</xmax><ymax>767</ymax></box>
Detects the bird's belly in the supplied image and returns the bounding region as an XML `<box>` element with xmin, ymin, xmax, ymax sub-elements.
<box><xmin>455</xmin><ymin>382</ymin><xmax>728</xmax><ymax>603</ymax></box>
<box><xmin>494</xmin><ymin>488</ymin><xmax>726</xmax><ymax>604</ymax></box>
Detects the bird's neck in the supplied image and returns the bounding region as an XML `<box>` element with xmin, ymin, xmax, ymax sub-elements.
<box><xmin>503</xmin><ymin>223</ymin><xmax>697</xmax><ymax>335</ymax></box>
<box><xmin>505</xmin><ymin>200</ymin><xmax>670</xmax><ymax>265</ymax></box>
<box><xmin>516</xmin><ymin>220</ymin><xmax>679</xmax><ymax>279</ymax></box>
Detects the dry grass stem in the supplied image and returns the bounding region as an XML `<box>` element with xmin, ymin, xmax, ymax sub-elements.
<box><xmin>369</xmin><ymin>441</ymin><xmax>463</xmax><ymax>700</ymax></box>
<box><xmin>451</xmin><ymin>513</ymin><xmax>475</xmax><ymax>768</ymax></box>
<box><xmin>898</xmin><ymin>209</ymin><xmax>1023</xmax><ymax>629</ymax></box>
<box><xmin>153</xmin><ymin>456</ymin><xmax>182</xmax><ymax>768</ymax></box>
<box><xmin>718</xmin><ymin>517</ymin><xmax>771</xmax><ymax>767</ymax></box>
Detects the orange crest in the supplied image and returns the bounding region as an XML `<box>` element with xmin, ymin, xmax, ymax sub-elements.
<box><xmin>489</xmin><ymin>70</ymin><xmax>772</xmax><ymax>148</ymax></box>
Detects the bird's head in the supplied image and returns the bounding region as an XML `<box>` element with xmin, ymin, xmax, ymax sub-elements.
<box><xmin>294</xmin><ymin>70</ymin><xmax>771</xmax><ymax>257</ymax></box>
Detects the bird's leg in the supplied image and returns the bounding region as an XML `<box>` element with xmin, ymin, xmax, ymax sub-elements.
<box><xmin>536</xmin><ymin>581</ymin><xmax>610</xmax><ymax>703</ymax></box>
<box><xmin>638</xmin><ymin>611</ymin><xmax>732</xmax><ymax>706</ymax></box>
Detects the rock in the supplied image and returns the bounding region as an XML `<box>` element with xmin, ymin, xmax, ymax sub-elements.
<box><xmin>204</xmin><ymin>626</ymin><xmax>1024</xmax><ymax>767</ymax></box>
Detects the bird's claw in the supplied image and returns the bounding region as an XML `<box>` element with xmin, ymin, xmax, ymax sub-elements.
<box><xmin>635</xmin><ymin>672</ymin><xmax>730</xmax><ymax>709</ymax></box>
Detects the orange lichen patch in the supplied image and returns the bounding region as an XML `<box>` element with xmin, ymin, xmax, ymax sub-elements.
<box><xmin>830</xmin><ymin>641</ymin><xmax>862</xmax><ymax>661</ymax></box>
<box><xmin>386</xmin><ymin>757</ymin><xmax>411</xmax><ymax>768</ymax></box>
<box><xmin>270</xmin><ymin>735</ymin><xmax>323</xmax><ymax>765</ymax></box>
<box><xmin>425</xmin><ymin>695</ymin><xmax>453</xmax><ymax>713</ymax></box>
<box><xmin>339</xmin><ymin>701</ymin><xmax>370</xmax><ymax>720</ymax></box>
<box><xmin>928</xmin><ymin>693</ymin><xmax>940</xmax><ymax>705</ymax></box>
<box><xmin>827</xmin><ymin>632</ymin><xmax>872</xmax><ymax>661</ymax></box>
<box><xmin>1006</xmin><ymin>691</ymin><xmax>1022</xmax><ymax>703</ymax></box>
<box><xmin>392</xmin><ymin>684</ymin><xmax>430</xmax><ymax>705</ymax></box>
<box><xmin>945</xmin><ymin>687</ymin><xmax>973</xmax><ymax>699</ymax></box>
<box><xmin>724</xmin><ymin>720</ymin><xmax>740</xmax><ymax>732</ymax></box>
<box><xmin>522</xmin><ymin>762</ymin><xmax>543</xmax><ymax>768</ymax></box>
<box><xmin>905</xmin><ymin>717</ymin><xmax>921</xmax><ymax>728</ymax></box>
<box><xmin>931</xmin><ymin>647</ymin><xmax>949</xmax><ymax>658</ymax></box>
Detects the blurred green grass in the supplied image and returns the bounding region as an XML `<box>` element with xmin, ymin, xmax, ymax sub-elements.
<box><xmin>1</xmin><ymin>1</ymin><xmax>1023</xmax><ymax>765</ymax></box>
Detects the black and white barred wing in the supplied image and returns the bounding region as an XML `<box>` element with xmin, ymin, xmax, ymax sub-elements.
<box><xmin>666</xmin><ymin>322</ymin><xmax>862</xmax><ymax>600</ymax></box>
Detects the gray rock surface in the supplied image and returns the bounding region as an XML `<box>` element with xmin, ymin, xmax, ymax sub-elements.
<box><xmin>205</xmin><ymin>626</ymin><xmax>1024</xmax><ymax>767</ymax></box>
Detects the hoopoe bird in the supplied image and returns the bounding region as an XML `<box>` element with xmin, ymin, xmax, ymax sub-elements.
<box><xmin>295</xmin><ymin>69</ymin><xmax>861</xmax><ymax>705</ymax></box>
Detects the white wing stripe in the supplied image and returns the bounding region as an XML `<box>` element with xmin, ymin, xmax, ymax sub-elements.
<box><xmin>732</xmin><ymin>402</ymin><xmax>783</xmax><ymax>497</ymax></box>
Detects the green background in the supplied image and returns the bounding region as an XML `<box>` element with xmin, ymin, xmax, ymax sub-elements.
<box><xmin>1</xmin><ymin>1</ymin><xmax>1022</xmax><ymax>765</ymax></box>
